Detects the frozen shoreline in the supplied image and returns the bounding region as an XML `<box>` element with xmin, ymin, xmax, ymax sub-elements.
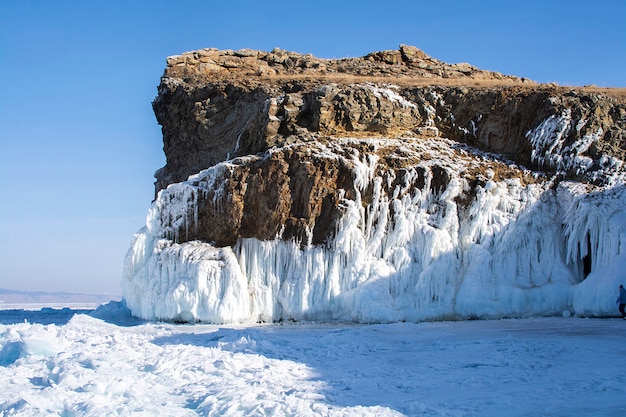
<box><xmin>1</xmin><ymin>308</ymin><xmax>624</xmax><ymax>416</ymax></box>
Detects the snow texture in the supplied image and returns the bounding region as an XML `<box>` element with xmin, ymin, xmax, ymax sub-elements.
<box><xmin>1</xmin><ymin>308</ymin><xmax>625</xmax><ymax>417</ymax></box>
<box><xmin>123</xmin><ymin>133</ymin><xmax>626</xmax><ymax>324</ymax></box>
<box><xmin>364</xmin><ymin>83</ymin><xmax>417</xmax><ymax>109</ymax></box>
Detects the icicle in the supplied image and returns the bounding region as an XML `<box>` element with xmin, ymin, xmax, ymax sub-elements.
<box><xmin>526</xmin><ymin>110</ymin><xmax>603</xmax><ymax>177</ymax></box>
<box><xmin>123</xmin><ymin>137</ymin><xmax>626</xmax><ymax>323</ymax></box>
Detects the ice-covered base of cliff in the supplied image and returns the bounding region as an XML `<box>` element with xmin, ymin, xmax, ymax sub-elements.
<box><xmin>122</xmin><ymin>136</ymin><xmax>626</xmax><ymax>324</ymax></box>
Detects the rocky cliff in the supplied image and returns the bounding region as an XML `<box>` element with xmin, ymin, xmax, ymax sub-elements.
<box><xmin>123</xmin><ymin>46</ymin><xmax>626</xmax><ymax>323</ymax></box>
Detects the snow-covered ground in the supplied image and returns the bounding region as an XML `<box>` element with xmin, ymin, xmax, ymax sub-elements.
<box><xmin>1</xmin><ymin>302</ymin><xmax>625</xmax><ymax>416</ymax></box>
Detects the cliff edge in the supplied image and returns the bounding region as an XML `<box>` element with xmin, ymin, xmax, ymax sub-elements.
<box><xmin>123</xmin><ymin>46</ymin><xmax>626</xmax><ymax>323</ymax></box>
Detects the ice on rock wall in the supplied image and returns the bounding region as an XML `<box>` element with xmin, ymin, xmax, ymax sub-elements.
<box><xmin>526</xmin><ymin>109</ymin><xmax>614</xmax><ymax>183</ymax></box>
<box><xmin>566</xmin><ymin>185</ymin><xmax>626</xmax><ymax>315</ymax></box>
<box><xmin>123</xmin><ymin>135</ymin><xmax>626</xmax><ymax>323</ymax></box>
<box><xmin>123</xmin><ymin>237</ymin><xmax>250</xmax><ymax>323</ymax></box>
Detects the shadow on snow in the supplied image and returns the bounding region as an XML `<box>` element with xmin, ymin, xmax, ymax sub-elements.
<box><xmin>148</xmin><ymin>318</ymin><xmax>626</xmax><ymax>415</ymax></box>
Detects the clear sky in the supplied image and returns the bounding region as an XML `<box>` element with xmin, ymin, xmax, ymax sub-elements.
<box><xmin>0</xmin><ymin>0</ymin><xmax>624</xmax><ymax>296</ymax></box>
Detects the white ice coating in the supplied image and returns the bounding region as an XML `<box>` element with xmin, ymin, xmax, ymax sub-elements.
<box><xmin>123</xmin><ymin>133</ymin><xmax>626</xmax><ymax>323</ymax></box>
<box><xmin>364</xmin><ymin>83</ymin><xmax>416</xmax><ymax>109</ymax></box>
<box><xmin>526</xmin><ymin>109</ymin><xmax>603</xmax><ymax>177</ymax></box>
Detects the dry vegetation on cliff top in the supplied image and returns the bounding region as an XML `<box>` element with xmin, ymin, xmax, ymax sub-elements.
<box><xmin>165</xmin><ymin>45</ymin><xmax>626</xmax><ymax>99</ymax></box>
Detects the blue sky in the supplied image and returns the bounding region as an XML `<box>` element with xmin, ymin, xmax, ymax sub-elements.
<box><xmin>0</xmin><ymin>0</ymin><xmax>624</xmax><ymax>295</ymax></box>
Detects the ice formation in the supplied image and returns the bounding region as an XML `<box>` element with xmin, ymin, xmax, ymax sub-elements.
<box><xmin>365</xmin><ymin>83</ymin><xmax>417</xmax><ymax>109</ymax></box>
<box><xmin>123</xmin><ymin>128</ymin><xmax>626</xmax><ymax>324</ymax></box>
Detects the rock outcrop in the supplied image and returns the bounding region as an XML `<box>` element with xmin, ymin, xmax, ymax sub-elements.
<box><xmin>154</xmin><ymin>47</ymin><xmax>625</xmax><ymax>193</ymax></box>
<box><xmin>163</xmin><ymin>44</ymin><xmax>525</xmax><ymax>81</ymax></box>
<box><xmin>123</xmin><ymin>45</ymin><xmax>626</xmax><ymax>323</ymax></box>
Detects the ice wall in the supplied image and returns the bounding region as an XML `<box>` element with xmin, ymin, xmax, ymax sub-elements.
<box><xmin>122</xmin><ymin>140</ymin><xmax>626</xmax><ymax>323</ymax></box>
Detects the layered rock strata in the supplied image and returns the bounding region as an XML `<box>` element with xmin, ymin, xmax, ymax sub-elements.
<box><xmin>154</xmin><ymin>47</ymin><xmax>625</xmax><ymax>194</ymax></box>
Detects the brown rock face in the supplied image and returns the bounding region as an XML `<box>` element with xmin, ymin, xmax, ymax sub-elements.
<box><xmin>162</xmin><ymin>45</ymin><xmax>522</xmax><ymax>81</ymax></box>
<box><xmin>151</xmin><ymin>45</ymin><xmax>626</xmax><ymax>247</ymax></box>
<box><xmin>157</xmin><ymin>136</ymin><xmax>536</xmax><ymax>247</ymax></box>
<box><xmin>188</xmin><ymin>143</ymin><xmax>357</xmax><ymax>247</ymax></box>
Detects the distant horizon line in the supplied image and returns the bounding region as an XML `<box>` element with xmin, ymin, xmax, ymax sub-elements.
<box><xmin>0</xmin><ymin>287</ymin><xmax>122</xmax><ymax>297</ymax></box>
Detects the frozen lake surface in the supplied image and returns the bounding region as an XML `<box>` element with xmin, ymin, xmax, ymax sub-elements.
<box><xmin>1</xmin><ymin>303</ymin><xmax>625</xmax><ymax>416</ymax></box>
